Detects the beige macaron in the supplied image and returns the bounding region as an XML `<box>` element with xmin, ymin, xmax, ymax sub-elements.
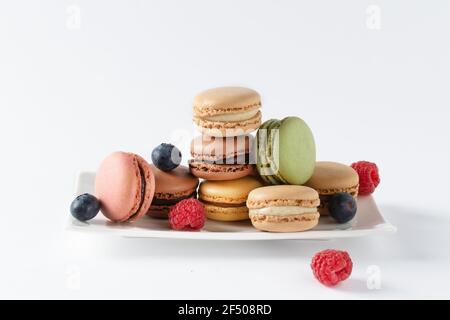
<box><xmin>193</xmin><ymin>87</ymin><xmax>262</xmax><ymax>137</ymax></box>
<box><xmin>304</xmin><ymin>161</ymin><xmax>359</xmax><ymax>215</ymax></box>
<box><xmin>247</xmin><ymin>185</ymin><xmax>320</xmax><ymax>233</ymax></box>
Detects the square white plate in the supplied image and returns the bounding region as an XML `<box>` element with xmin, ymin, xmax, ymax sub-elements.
<box><xmin>66</xmin><ymin>172</ymin><xmax>396</xmax><ymax>240</ymax></box>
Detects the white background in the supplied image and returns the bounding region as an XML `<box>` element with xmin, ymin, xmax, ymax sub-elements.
<box><xmin>1</xmin><ymin>0</ymin><xmax>450</xmax><ymax>299</ymax></box>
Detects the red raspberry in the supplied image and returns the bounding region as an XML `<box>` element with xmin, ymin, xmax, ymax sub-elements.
<box><xmin>351</xmin><ymin>161</ymin><xmax>380</xmax><ymax>196</ymax></box>
<box><xmin>168</xmin><ymin>199</ymin><xmax>205</xmax><ymax>231</ymax></box>
<box><xmin>311</xmin><ymin>249</ymin><xmax>353</xmax><ymax>286</ymax></box>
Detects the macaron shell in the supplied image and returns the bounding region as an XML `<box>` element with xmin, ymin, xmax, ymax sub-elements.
<box><xmin>256</xmin><ymin>119</ymin><xmax>286</xmax><ymax>184</ymax></box>
<box><xmin>190</xmin><ymin>135</ymin><xmax>253</xmax><ymax>162</ymax></box>
<box><xmin>133</xmin><ymin>154</ymin><xmax>156</xmax><ymax>221</ymax></box>
<box><xmin>203</xmin><ymin>204</ymin><xmax>249</xmax><ymax>222</ymax></box>
<box><xmin>304</xmin><ymin>161</ymin><xmax>359</xmax><ymax>194</ymax></box>
<box><xmin>189</xmin><ymin>161</ymin><xmax>254</xmax><ymax>181</ymax></box>
<box><xmin>150</xmin><ymin>165</ymin><xmax>199</xmax><ymax>194</ymax></box>
<box><xmin>314</xmin><ymin>185</ymin><xmax>359</xmax><ymax>197</ymax></box>
<box><xmin>199</xmin><ymin>176</ymin><xmax>265</xmax><ymax>205</ymax></box>
<box><xmin>94</xmin><ymin>152</ymin><xmax>155</xmax><ymax>222</ymax></box>
<box><xmin>278</xmin><ymin>117</ymin><xmax>316</xmax><ymax>185</ymax></box>
<box><xmin>250</xmin><ymin>213</ymin><xmax>320</xmax><ymax>232</ymax></box>
<box><xmin>193</xmin><ymin>87</ymin><xmax>261</xmax><ymax>116</ymax></box>
<box><xmin>257</xmin><ymin>117</ymin><xmax>316</xmax><ymax>185</ymax></box>
<box><xmin>248</xmin><ymin>198</ymin><xmax>320</xmax><ymax>210</ymax></box>
<box><xmin>194</xmin><ymin>110</ymin><xmax>262</xmax><ymax>137</ymax></box>
<box><xmin>95</xmin><ymin>152</ymin><xmax>139</xmax><ymax>222</ymax></box>
<box><xmin>247</xmin><ymin>185</ymin><xmax>319</xmax><ymax>204</ymax></box>
<box><xmin>305</xmin><ymin>161</ymin><xmax>359</xmax><ymax>216</ymax></box>
<box><xmin>147</xmin><ymin>205</ymin><xmax>171</xmax><ymax>219</ymax></box>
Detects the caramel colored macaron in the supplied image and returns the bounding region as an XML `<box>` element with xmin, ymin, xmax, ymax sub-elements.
<box><xmin>193</xmin><ymin>87</ymin><xmax>262</xmax><ymax>137</ymax></box>
<box><xmin>148</xmin><ymin>165</ymin><xmax>199</xmax><ymax>219</ymax></box>
<box><xmin>247</xmin><ymin>185</ymin><xmax>320</xmax><ymax>233</ymax></box>
<box><xmin>189</xmin><ymin>135</ymin><xmax>255</xmax><ymax>181</ymax></box>
<box><xmin>304</xmin><ymin>161</ymin><xmax>359</xmax><ymax>215</ymax></box>
<box><xmin>199</xmin><ymin>176</ymin><xmax>264</xmax><ymax>222</ymax></box>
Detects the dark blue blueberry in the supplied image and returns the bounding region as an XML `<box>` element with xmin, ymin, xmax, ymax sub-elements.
<box><xmin>70</xmin><ymin>193</ymin><xmax>100</xmax><ymax>222</ymax></box>
<box><xmin>151</xmin><ymin>143</ymin><xmax>182</xmax><ymax>171</ymax></box>
<box><xmin>328</xmin><ymin>192</ymin><xmax>357</xmax><ymax>224</ymax></box>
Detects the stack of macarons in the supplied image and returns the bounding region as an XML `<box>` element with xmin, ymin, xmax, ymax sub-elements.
<box><xmin>190</xmin><ymin>87</ymin><xmax>264</xmax><ymax>221</ymax></box>
<box><xmin>71</xmin><ymin>86</ymin><xmax>380</xmax><ymax>234</ymax></box>
<box><xmin>192</xmin><ymin>86</ymin><xmax>262</xmax><ymax>138</ymax></box>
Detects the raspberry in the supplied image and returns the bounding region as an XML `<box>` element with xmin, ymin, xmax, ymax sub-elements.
<box><xmin>311</xmin><ymin>249</ymin><xmax>353</xmax><ymax>286</ymax></box>
<box><xmin>351</xmin><ymin>161</ymin><xmax>380</xmax><ymax>196</ymax></box>
<box><xmin>168</xmin><ymin>199</ymin><xmax>205</xmax><ymax>231</ymax></box>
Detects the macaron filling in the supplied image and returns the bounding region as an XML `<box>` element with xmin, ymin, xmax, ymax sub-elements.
<box><xmin>152</xmin><ymin>191</ymin><xmax>197</xmax><ymax>206</ymax></box>
<box><xmin>249</xmin><ymin>206</ymin><xmax>318</xmax><ymax>216</ymax></box>
<box><xmin>203</xmin><ymin>109</ymin><xmax>259</xmax><ymax>122</ymax></box>
<box><xmin>128</xmin><ymin>164</ymin><xmax>147</xmax><ymax>220</ymax></box>
<box><xmin>189</xmin><ymin>160</ymin><xmax>252</xmax><ymax>172</ymax></box>
<box><xmin>201</xmin><ymin>200</ymin><xmax>246</xmax><ymax>208</ymax></box>
<box><xmin>191</xmin><ymin>153</ymin><xmax>251</xmax><ymax>165</ymax></box>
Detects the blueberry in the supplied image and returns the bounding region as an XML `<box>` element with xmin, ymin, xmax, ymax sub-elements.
<box><xmin>151</xmin><ymin>143</ymin><xmax>182</xmax><ymax>171</ymax></box>
<box><xmin>328</xmin><ymin>192</ymin><xmax>357</xmax><ymax>224</ymax></box>
<box><xmin>70</xmin><ymin>193</ymin><xmax>100</xmax><ymax>222</ymax></box>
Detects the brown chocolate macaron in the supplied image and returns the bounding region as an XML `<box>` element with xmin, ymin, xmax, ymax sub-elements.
<box><xmin>189</xmin><ymin>135</ymin><xmax>255</xmax><ymax>181</ymax></box>
<box><xmin>147</xmin><ymin>165</ymin><xmax>199</xmax><ymax>218</ymax></box>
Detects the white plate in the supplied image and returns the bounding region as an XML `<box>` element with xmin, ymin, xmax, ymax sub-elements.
<box><xmin>66</xmin><ymin>172</ymin><xmax>396</xmax><ymax>240</ymax></box>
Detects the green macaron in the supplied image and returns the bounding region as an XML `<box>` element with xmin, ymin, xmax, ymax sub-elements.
<box><xmin>257</xmin><ymin>116</ymin><xmax>316</xmax><ymax>185</ymax></box>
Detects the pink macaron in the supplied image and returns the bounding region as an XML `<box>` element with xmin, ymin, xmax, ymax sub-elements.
<box><xmin>95</xmin><ymin>152</ymin><xmax>155</xmax><ymax>222</ymax></box>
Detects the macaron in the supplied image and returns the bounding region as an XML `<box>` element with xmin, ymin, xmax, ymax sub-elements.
<box><xmin>304</xmin><ymin>161</ymin><xmax>359</xmax><ymax>215</ymax></box>
<box><xmin>247</xmin><ymin>185</ymin><xmax>320</xmax><ymax>233</ymax></box>
<box><xmin>189</xmin><ymin>135</ymin><xmax>255</xmax><ymax>181</ymax></box>
<box><xmin>193</xmin><ymin>87</ymin><xmax>262</xmax><ymax>137</ymax></box>
<box><xmin>148</xmin><ymin>165</ymin><xmax>199</xmax><ymax>218</ymax></box>
<box><xmin>257</xmin><ymin>117</ymin><xmax>316</xmax><ymax>185</ymax></box>
<box><xmin>198</xmin><ymin>176</ymin><xmax>264</xmax><ymax>221</ymax></box>
<box><xmin>94</xmin><ymin>152</ymin><xmax>155</xmax><ymax>222</ymax></box>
